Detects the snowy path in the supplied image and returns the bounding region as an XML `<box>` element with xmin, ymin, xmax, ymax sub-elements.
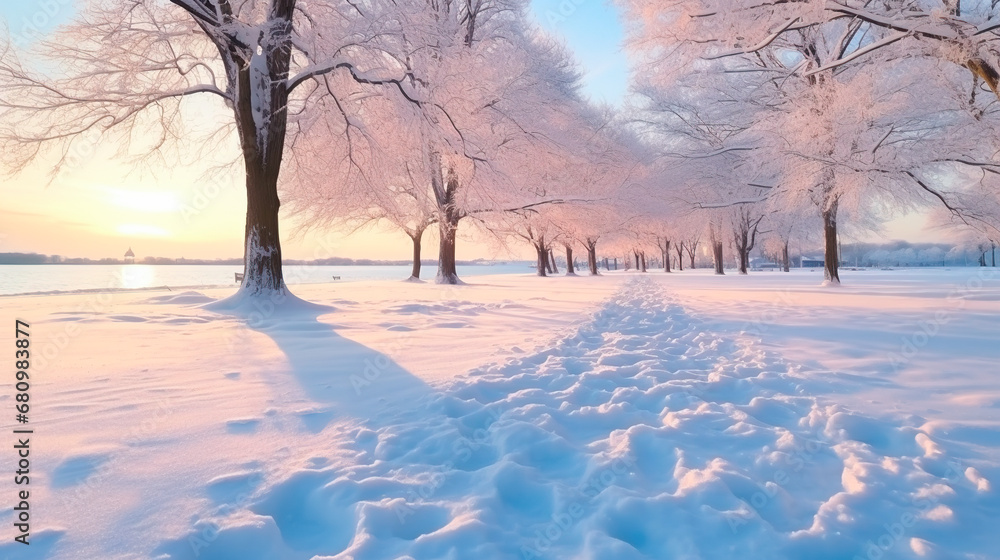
<box><xmin>146</xmin><ymin>277</ymin><xmax>998</xmax><ymax>560</ymax></box>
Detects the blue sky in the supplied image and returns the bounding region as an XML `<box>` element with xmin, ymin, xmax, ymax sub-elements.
<box><xmin>527</xmin><ymin>0</ymin><xmax>630</xmax><ymax>105</ymax></box>
<box><xmin>0</xmin><ymin>1</ymin><xmax>629</xmax><ymax>104</ymax></box>
<box><xmin>0</xmin><ymin>2</ymin><xmax>74</xmax><ymax>46</ymax></box>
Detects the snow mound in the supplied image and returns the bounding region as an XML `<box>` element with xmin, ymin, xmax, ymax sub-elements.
<box><xmin>386</xmin><ymin>300</ymin><xmax>526</xmax><ymax>316</ymax></box>
<box><xmin>202</xmin><ymin>286</ymin><xmax>334</xmax><ymax>325</ymax></box>
<box><xmin>143</xmin><ymin>291</ymin><xmax>217</xmax><ymax>305</ymax></box>
<box><xmin>152</xmin><ymin>278</ymin><xmax>995</xmax><ymax>559</ymax></box>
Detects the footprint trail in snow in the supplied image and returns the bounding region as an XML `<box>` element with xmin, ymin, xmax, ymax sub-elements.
<box><xmin>162</xmin><ymin>277</ymin><xmax>998</xmax><ymax>560</ymax></box>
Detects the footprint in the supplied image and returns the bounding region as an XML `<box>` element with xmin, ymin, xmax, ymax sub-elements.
<box><xmin>297</xmin><ymin>408</ymin><xmax>335</xmax><ymax>433</ymax></box>
<box><xmin>51</xmin><ymin>453</ymin><xmax>111</xmax><ymax>488</ymax></box>
<box><xmin>0</xmin><ymin>528</ymin><xmax>65</xmax><ymax>558</ymax></box>
<box><xmin>107</xmin><ymin>315</ymin><xmax>148</xmax><ymax>323</ymax></box>
<box><xmin>206</xmin><ymin>470</ymin><xmax>264</xmax><ymax>504</ymax></box>
<box><xmin>226</xmin><ymin>418</ymin><xmax>261</xmax><ymax>434</ymax></box>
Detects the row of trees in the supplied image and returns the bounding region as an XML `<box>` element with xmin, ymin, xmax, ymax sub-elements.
<box><xmin>3</xmin><ymin>0</ymin><xmax>1000</xmax><ymax>294</ymax></box>
<box><xmin>616</xmin><ymin>0</ymin><xmax>1000</xmax><ymax>284</ymax></box>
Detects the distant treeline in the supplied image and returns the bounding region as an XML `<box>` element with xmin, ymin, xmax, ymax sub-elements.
<box><xmin>837</xmin><ymin>241</ymin><xmax>997</xmax><ymax>267</ymax></box>
<box><xmin>0</xmin><ymin>253</ymin><xmax>503</xmax><ymax>267</ymax></box>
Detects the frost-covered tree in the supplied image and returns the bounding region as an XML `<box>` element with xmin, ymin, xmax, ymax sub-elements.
<box><xmin>762</xmin><ymin>207</ymin><xmax>817</xmax><ymax>272</ymax></box>
<box><xmin>569</xmin><ymin>116</ymin><xmax>649</xmax><ymax>275</ymax></box>
<box><xmin>620</xmin><ymin>0</ymin><xmax>1000</xmax><ymax>96</ymax></box>
<box><xmin>496</xmin><ymin>123</ymin><xmax>639</xmax><ymax>277</ymax></box>
<box><xmin>503</xmin><ymin>210</ymin><xmax>563</xmax><ymax>277</ymax></box>
<box><xmin>489</xmin><ymin>102</ymin><xmax>641</xmax><ymax>278</ymax></box>
<box><xmin>705</xmin><ymin>219</ymin><xmax>725</xmax><ymax>274</ymax></box>
<box><xmin>0</xmin><ymin>0</ymin><xmax>428</xmax><ymax>296</ymax></box>
<box><xmin>621</xmin><ymin>0</ymin><xmax>1000</xmax><ymax>279</ymax></box>
<box><xmin>761</xmin><ymin>64</ymin><xmax>979</xmax><ymax>283</ymax></box>
<box><xmin>353</xmin><ymin>1</ymin><xmax>592</xmax><ymax>285</ymax></box>
<box><xmin>621</xmin><ymin>180</ymin><xmax>683</xmax><ymax>273</ymax></box>
<box><xmin>729</xmin><ymin>205</ymin><xmax>765</xmax><ymax>275</ymax></box>
<box><xmin>282</xmin><ymin>82</ymin><xmax>438</xmax><ymax>281</ymax></box>
<box><xmin>562</xmin><ymin>200</ymin><xmax>625</xmax><ymax>276</ymax></box>
<box><xmin>622</xmin><ymin>0</ymin><xmax>1000</xmax><ymax>283</ymax></box>
<box><xmin>628</xmin><ymin>67</ymin><xmax>769</xmax><ymax>276</ymax></box>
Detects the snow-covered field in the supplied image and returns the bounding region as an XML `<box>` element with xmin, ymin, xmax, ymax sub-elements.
<box><xmin>2</xmin><ymin>268</ymin><xmax>998</xmax><ymax>559</ymax></box>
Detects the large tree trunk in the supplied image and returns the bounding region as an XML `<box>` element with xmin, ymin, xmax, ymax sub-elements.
<box><xmin>437</xmin><ymin>215</ymin><xmax>460</xmax><ymax>283</ymax></box>
<box><xmin>736</xmin><ymin>234</ymin><xmax>750</xmax><ymax>275</ymax></box>
<box><xmin>586</xmin><ymin>240</ymin><xmax>599</xmax><ymax>275</ymax></box>
<box><xmin>687</xmin><ymin>241</ymin><xmax>698</xmax><ymax>269</ymax></box>
<box><xmin>658</xmin><ymin>238</ymin><xmax>672</xmax><ymax>273</ymax></box>
<box><xmin>709</xmin><ymin>225</ymin><xmax>725</xmax><ymax>275</ymax></box>
<box><xmin>713</xmin><ymin>241</ymin><xmax>725</xmax><ymax>275</ymax></box>
<box><xmin>782</xmin><ymin>240</ymin><xmax>790</xmax><ymax>272</ymax></box>
<box><xmin>409</xmin><ymin>229</ymin><xmax>424</xmax><ymax>280</ymax></box>
<box><xmin>733</xmin><ymin>216</ymin><xmax>760</xmax><ymax>275</ymax></box>
<box><xmin>565</xmin><ymin>245</ymin><xmax>576</xmax><ymax>275</ymax></box>
<box><xmin>640</xmin><ymin>251</ymin><xmax>647</xmax><ymax>272</ymax></box>
<box><xmin>675</xmin><ymin>242</ymin><xmax>683</xmax><ymax>271</ymax></box>
<box><xmin>235</xmin><ymin>10</ymin><xmax>296</xmax><ymax>296</ymax></box>
<box><xmin>242</xmin><ymin>170</ymin><xmax>284</xmax><ymax>295</ymax></box>
<box><xmin>549</xmin><ymin>248</ymin><xmax>559</xmax><ymax>274</ymax></box>
<box><xmin>735</xmin><ymin>230</ymin><xmax>750</xmax><ymax>275</ymax></box>
<box><xmin>823</xmin><ymin>199</ymin><xmax>840</xmax><ymax>284</ymax></box>
<box><xmin>434</xmin><ymin>162</ymin><xmax>463</xmax><ymax>285</ymax></box>
<box><xmin>535</xmin><ymin>240</ymin><xmax>548</xmax><ymax>277</ymax></box>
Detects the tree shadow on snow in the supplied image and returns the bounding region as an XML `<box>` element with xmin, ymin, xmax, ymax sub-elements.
<box><xmin>205</xmin><ymin>290</ymin><xmax>433</xmax><ymax>432</ymax></box>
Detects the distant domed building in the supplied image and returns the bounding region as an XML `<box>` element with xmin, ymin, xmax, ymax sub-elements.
<box><xmin>124</xmin><ymin>247</ymin><xmax>135</xmax><ymax>264</ymax></box>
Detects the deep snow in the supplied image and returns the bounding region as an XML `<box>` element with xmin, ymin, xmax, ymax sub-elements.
<box><xmin>1</xmin><ymin>269</ymin><xmax>998</xmax><ymax>559</ymax></box>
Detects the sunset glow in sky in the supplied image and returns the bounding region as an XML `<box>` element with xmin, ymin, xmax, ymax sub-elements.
<box><xmin>0</xmin><ymin>1</ymin><xmax>938</xmax><ymax>261</ymax></box>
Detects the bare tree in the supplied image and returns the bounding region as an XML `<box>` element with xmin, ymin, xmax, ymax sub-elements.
<box><xmin>730</xmin><ymin>205</ymin><xmax>764</xmax><ymax>274</ymax></box>
<box><xmin>763</xmin><ymin>210</ymin><xmax>815</xmax><ymax>273</ymax></box>
<box><xmin>684</xmin><ymin>234</ymin><xmax>700</xmax><ymax>269</ymax></box>
<box><xmin>656</xmin><ymin>236</ymin><xmax>672</xmax><ymax>273</ymax></box>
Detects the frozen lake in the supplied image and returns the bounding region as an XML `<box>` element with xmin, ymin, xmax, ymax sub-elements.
<box><xmin>0</xmin><ymin>263</ymin><xmax>529</xmax><ymax>296</ymax></box>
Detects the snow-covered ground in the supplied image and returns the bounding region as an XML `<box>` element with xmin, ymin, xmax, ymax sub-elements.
<box><xmin>1</xmin><ymin>268</ymin><xmax>998</xmax><ymax>559</ymax></box>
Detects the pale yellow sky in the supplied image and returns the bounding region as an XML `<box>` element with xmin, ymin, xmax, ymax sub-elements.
<box><xmin>0</xmin><ymin>155</ymin><xmax>942</xmax><ymax>262</ymax></box>
<box><xmin>0</xmin><ymin>142</ymin><xmax>482</xmax><ymax>262</ymax></box>
<box><xmin>0</xmin><ymin>131</ymin><xmax>945</xmax><ymax>262</ymax></box>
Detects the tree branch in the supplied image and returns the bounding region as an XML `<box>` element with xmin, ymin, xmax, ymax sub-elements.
<box><xmin>704</xmin><ymin>17</ymin><xmax>801</xmax><ymax>60</ymax></box>
<box><xmin>287</xmin><ymin>60</ymin><xmax>421</xmax><ymax>106</ymax></box>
